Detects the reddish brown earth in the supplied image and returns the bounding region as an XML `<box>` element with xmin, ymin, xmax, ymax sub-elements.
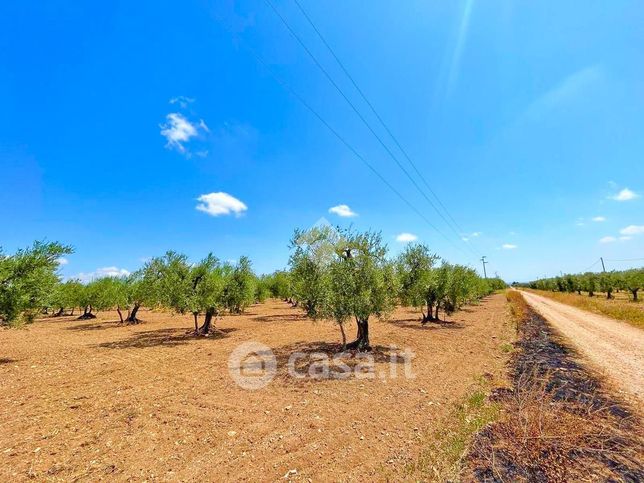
<box><xmin>0</xmin><ymin>295</ymin><xmax>512</xmax><ymax>482</ymax></box>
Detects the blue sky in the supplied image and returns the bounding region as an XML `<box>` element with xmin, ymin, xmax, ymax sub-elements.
<box><xmin>1</xmin><ymin>0</ymin><xmax>642</xmax><ymax>282</ymax></box>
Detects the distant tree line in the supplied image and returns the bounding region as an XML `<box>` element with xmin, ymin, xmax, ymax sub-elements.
<box><xmin>262</xmin><ymin>226</ymin><xmax>505</xmax><ymax>350</ymax></box>
<box><xmin>2</xmin><ymin>230</ymin><xmax>506</xmax><ymax>351</ymax></box>
<box><xmin>522</xmin><ymin>269</ymin><xmax>644</xmax><ymax>301</ymax></box>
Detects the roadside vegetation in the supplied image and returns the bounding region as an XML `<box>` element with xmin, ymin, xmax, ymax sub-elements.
<box><xmin>523</xmin><ymin>268</ymin><xmax>644</xmax><ymax>301</ymax></box>
<box><xmin>465</xmin><ymin>290</ymin><xmax>644</xmax><ymax>481</ymax></box>
<box><xmin>519</xmin><ymin>268</ymin><xmax>644</xmax><ymax>328</ymax></box>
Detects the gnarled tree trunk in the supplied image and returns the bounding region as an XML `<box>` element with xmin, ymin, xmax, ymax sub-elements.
<box><xmin>346</xmin><ymin>318</ymin><xmax>371</xmax><ymax>352</ymax></box>
<box><xmin>197</xmin><ymin>308</ymin><xmax>217</xmax><ymax>335</ymax></box>
<box><xmin>422</xmin><ymin>299</ymin><xmax>436</xmax><ymax>323</ymax></box>
<box><xmin>125</xmin><ymin>304</ymin><xmax>141</xmax><ymax>324</ymax></box>
<box><xmin>116</xmin><ymin>306</ymin><xmax>124</xmax><ymax>323</ymax></box>
<box><xmin>77</xmin><ymin>305</ymin><xmax>96</xmax><ymax>320</ymax></box>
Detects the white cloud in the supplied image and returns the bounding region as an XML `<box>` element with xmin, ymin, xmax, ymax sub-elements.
<box><xmin>160</xmin><ymin>113</ymin><xmax>198</xmax><ymax>153</ymax></box>
<box><xmin>196</xmin><ymin>192</ymin><xmax>248</xmax><ymax>217</ymax></box>
<box><xmin>592</xmin><ymin>216</ymin><xmax>606</xmax><ymax>222</ymax></box>
<box><xmin>599</xmin><ymin>236</ymin><xmax>616</xmax><ymax>244</ymax></box>
<box><xmin>620</xmin><ymin>225</ymin><xmax>644</xmax><ymax>236</ymax></box>
<box><xmin>396</xmin><ymin>233</ymin><xmax>418</xmax><ymax>243</ymax></box>
<box><xmin>501</xmin><ymin>243</ymin><xmax>517</xmax><ymax>250</ymax></box>
<box><xmin>609</xmin><ymin>188</ymin><xmax>639</xmax><ymax>201</ymax></box>
<box><xmin>57</xmin><ymin>257</ymin><xmax>69</xmax><ymax>266</ymax></box>
<box><xmin>169</xmin><ymin>96</ymin><xmax>195</xmax><ymax>108</ymax></box>
<box><xmin>74</xmin><ymin>266</ymin><xmax>130</xmax><ymax>283</ymax></box>
<box><xmin>462</xmin><ymin>231</ymin><xmax>481</xmax><ymax>242</ymax></box>
<box><xmin>328</xmin><ymin>204</ymin><xmax>357</xmax><ymax>217</ymax></box>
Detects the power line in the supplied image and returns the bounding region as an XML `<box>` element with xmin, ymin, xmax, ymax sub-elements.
<box><xmin>604</xmin><ymin>258</ymin><xmax>644</xmax><ymax>263</ymax></box>
<box><xmin>217</xmin><ymin>23</ymin><xmax>473</xmax><ymax>259</ymax></box>
<box><xmin>581</xmin><ymin>259</ymin><xmax>601</xmax><ymax>273</ymax></box>
<box><xmin>264</xmin><ymin>0</ymin><xmax>480</xmax><ymax>259</ymax></box>
<box><xmin>292</xmin><ymin>0</ymin><xmax>477</xmax><ymax>251</ymax></box>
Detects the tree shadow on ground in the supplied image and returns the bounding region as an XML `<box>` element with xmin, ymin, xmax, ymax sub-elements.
<box><xmin>388</xmin><ymin>318</ymin><xmax>465</xmax><ymax>331</ymax></box>
<box><xmin>66</xmin><ymin>320</ymin><xmax>125</xmax><ymax>331</ymax></box>
<box><xmin>40</xmin><ymin>315</ymin><xmax>80</xmax><ymax>323</ymax></box>
<box><xmin>253</xmin><ymin>313</ymin><xmax>308</xmax><ymax>323</ymax></box>
<box><xmin>94</xmin><ymin>327</ymin><xmax>237</xmax><ymax>350</ymax></box>
<box><xmin>0</xmin><ymin>358</ymin><xmax>16</xmax><ymax>364</ymax></box>
<box><xmin>270</xmin><ymin>340</ymin><xmax>411</xmax><ymax>383</ymax></box>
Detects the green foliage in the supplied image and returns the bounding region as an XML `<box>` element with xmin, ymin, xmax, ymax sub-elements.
<box><xmin>397</xmin><ymin>244</ymin><xmax>497</xmax><ymax>321</ymax></box>
<box><xmin>89</xmin><ymin>277</ymin><xmax>128</xmax><ymax>313</ymax></box>
<box><xmin>289</xmin><ymin>227</ymin><xmax>332</xmax><ymax>317</ymax></box>
<box><xmin>222</xmin><ymin>256</ymin><xmax>256</xmax><ymax>314</ymax></box>
<box><xmin>264</xmin><ymin>270</ymin><xmax>292</xmax><ymax>300</ymax></box>
<box><xmin>48</xmin><ymin>279</ymin><xmax>83</xmax><ymax>315</ymax></box>
<box><xmin>0</xmin><ymin>241</ymin><xmax>73</xmax><ymax>324</ymax></box>
<box><xmin>189</xmin><ymin>254</ymin><xmax>226</xmax><ymax>316</ymax></box>
<box><xmin>526</xmin><ymin>268</ymin><xmax>643</xmax><ymax>301</ymax></box>
<box><xmin>397</xmin><ymin>243</ymin><xmax>440</xmax><ymax>316</ymax></box>
<box><xmin>324</xmin><ymin>229</ymin><xmax>397</xmax><ymax>324</ymax></box>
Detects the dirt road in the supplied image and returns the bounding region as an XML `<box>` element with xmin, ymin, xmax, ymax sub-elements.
<box><xmin>520</xmin><ymin>290</ymin><xmax>644</xmax><ymax>406</ymax></box>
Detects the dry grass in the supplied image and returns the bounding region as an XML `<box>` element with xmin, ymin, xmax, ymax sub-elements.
<box><xmin>465</xmin><ymin>290</ymin><xmax>644</xmax><ymax>482</ymax></box>
<box><xmin>470</xmin><ymin>374</ymin><xmax>643</xmax><ymax>482</ymax></box>
<box><xmin>406</xmin><ymin>382</ymin><xmax>501</xmax><ymax>481</ymax></box>
<box><xmin>525</xmin><ymin>288</ymin><xmax>644</xmax><ymax>329</ymax></box>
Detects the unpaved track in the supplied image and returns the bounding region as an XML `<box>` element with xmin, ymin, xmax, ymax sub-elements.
<box><xmin>520</xmin><ymin>290</ymin><xmax>644</xmax><ymax>406</ymax></box>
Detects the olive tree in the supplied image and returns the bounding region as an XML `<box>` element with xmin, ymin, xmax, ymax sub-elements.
<box><xmin>396</xmin><ymin>243</ymin><xmax>441</xmax><ymax>323</ymax></box>
<box><xmin>289</xmin><ymin>226</ymin><xmax>337</xmax><ymax>315</ymax></box>
<box><xmin>90</xmin><ymin>277</ymin><xmax>129</xmax><ymax>322</ymax></box>
<box><xmin>190</xmin><ymin>256</ymin><xmax>227</xmax><ymax>335</ymax></box>
<box><xmin>123</xmin><ymin>265</ymin><xmax>159</xmax><ymax>324</ymax></box>
<box><xmin>622</xmin><ymin>268</ymin><xmax>644</xmax><ymax>301</ymax></box>
<box><xmin>222</xmin><ymin>256</ymin><xmax>256</xmax><ymax>314</ymax></box>
<box><xmin>323</xmin><ymin>229</ymin><xmax>397</xmax><ymax>351</ymax></box>
<box><xmin>49</xmin><ymin>279</ymin><xmax>83</xmax><ymax>316</ymax></box>
<box><xmin>267</xmin><ymin>270</ymin><xmax>293</xmax><ymax>302</ymax></box>
<box><xmin>0</xmin><ymin>241</ymin><xmax>73</xmax><ymax>325</ymax></box>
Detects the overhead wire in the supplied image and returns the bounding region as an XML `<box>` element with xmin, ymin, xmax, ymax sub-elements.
<box><xmin>214</xmin><ymin>19</ymin><xmax>472</xmax><ymax>258</ymax></box>
<box><xmin>264</xmin><ymin>0</ymin><xmax>481</xmax><ymax>261</ymax></box>
<box><xmin>291</xmin><ymin>0</ymin><xmax>479</xmax><ymax>252</ymax></box>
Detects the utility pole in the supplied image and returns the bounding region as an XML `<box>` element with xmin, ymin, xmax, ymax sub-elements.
<box><xmin>480</xmin><ymin>256</ymin><xmax>488</xmax><ymax>279</ymax></box>
<box><xmin>600</xmin><ymin>257</ymin><xmax>606</xmax><ymax>272</ymax></box>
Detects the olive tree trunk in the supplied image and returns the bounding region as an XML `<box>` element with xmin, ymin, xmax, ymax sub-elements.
<box><xmin>345</xmin><ymin>318</ymin><xmax>371</xmax><ymax>352</ymax></box>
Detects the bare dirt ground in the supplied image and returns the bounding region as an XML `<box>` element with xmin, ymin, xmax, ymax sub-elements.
<box><xmin>0</xmin><ymin>295</ymin><xmax>512</xmax><ymax>482</ymax></box>
<box><xmin>520</xmin><ymin>290</ymin><xmax>644</xmax><ymax>407</ymax></box>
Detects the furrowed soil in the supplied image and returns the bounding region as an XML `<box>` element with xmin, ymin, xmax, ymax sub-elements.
<box><xmin>0</xmin><ymin>295</ymin><xmax>513</xmax><ymax>482</ymax></box>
